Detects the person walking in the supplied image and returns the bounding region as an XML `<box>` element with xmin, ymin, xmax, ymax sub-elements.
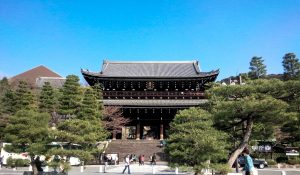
<box><xmin>0</xmin><ymin>155</ymin><xmax>4</xmax><ymax>168</ymax></box>
<box><xmin>138</xmin><ymin>155</ymin><xmax>142</xmax><ymax>166</ymax></box>
<box><xmin>152</xmin><ymin>153</ymin><xmax>156</xmax><ymax>165</ymax></box>
<box><xmin>242</xmin><ymin>148</ymin><xmax>254</xmax><ymax>175</ymax></box>
<box><xmin>149</xmin><ymin>155</ymin><xmax>152</xmax><ymax>165</ymax></box>
<box><xmin>34</xmin><ymin>156</ymin><xmax>43</xmax><ymax>175</ymax></box>
<box><xmin>141</xmin><ymin>155</ymin><xmax>145</xmax><ymax>165</ymax></box>
<box><xmin>122</xmin><ymin>155</ymin><xmax>131</xmax><ymax>174</ymax></box>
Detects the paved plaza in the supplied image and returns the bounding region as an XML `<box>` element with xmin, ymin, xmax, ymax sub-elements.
<box><xmin>0</xmin><ymin>162</ymin><xmax>185</xmax><ymax>175</ymax></box>
<box><xmin>1</xmin><ymin>163</ymin><xmax>300</xmax><ymax>175</ymax></box>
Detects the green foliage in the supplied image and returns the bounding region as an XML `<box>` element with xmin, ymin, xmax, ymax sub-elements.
<box><xmin>48</xmin><ymin>159</ymin><xmax>71</xmax><ymax>173</ymax></box>
<box><xmin>92</xmin><ymin>83</ymin><xmax>104</xmax><ymax>112</ymax></box>
<box><xmin>276</xmin><ymin>156</ymin><xmax>288</xmax><ymax>163</ymax></box>
<box><xmin>6</xmin><ymin>157</ymin><xmax>30</xmax><ymax>167</ymax></box>
<box><xmin>248</xmin><ymin>79</ymin><xmax>285</xmax><ymax>98</ymax></box>
<box><xmin>207</xmin><ymin>79</ymin><xmax>292</xmax><ymax>167</ymax></box>
<box><xmin>92</xmin><ymin>83</ymin><xmax>103</xmax><ymax>100</ymax></box>
<box><xmin>165</xmin><ymin>107</ymin><xmax>229</xmax><ymax>172</ymax></box>
<box><xmin>4</xmin><ymin>110</ymin><xmax>50</xmax><ymax>156</ymax></box>
<box><xmin>15</xmin><ymin>81</ymin><xmax>36</xmax><ymax>111</ymax></box>
<box><xmin>54</xmin><ymin>119</ymin><xmax>107</xmax><ymax>145</ymax></box>
<box><xmin>211</xmin><ymin>164</ymin><xmax>232</xmax><ymax>175</ymax></box>
<box><xmin>0</xmin><ymin>78</ymin><xmax>14</xmax><ymax>140</ymax></box>
<box><xmin>281</xmin><ymin>113</ymin><xmax>300</xmax><ymax>145</ymax></box>
<box><xmin>251</xmin><ymin>123</ymin><xmax>275</xmax><ymax>141</ymax></box>
<box><xmin>0</xmin><ymin>77</ymin><xmax>10</xmax><ymax>114</ymax></box>
<box><xmin>58</xmin><ymin>75</ymin><xmax>82</xmax><ymax>115</ymax></box>
<box><xmin>209</xmin><ymin>79</ymin><xmax>289</xmax><ymax>139</ymax></box>
<box><xmin>282</xmin><ymin>53</ymin><xmax>300</xmax><ymax>80</ymax></box>
<box><xmin>50</xmin><ymin>118</ymin><xmax>108</xmax><ymax>162</ymax></box>
<box><xmin>0</xmin><ymin>77</ymin><xmax>9</xmax><ymax>93</ymax></box>
<box><xmin>48</xmin><ymin>148</ymin><xmax>92</xmax><ymax>162</ymax></box>
<box><xmin>282</xmin><ymin>80</ymin><xmax>300</xmax><ymax>110</ymax></box>
<box><xmin>213</xmin><ymin>95</ymin><xmax>287</xmax><ymax>131</ymax></box>
<box><xmin>249</xmin><ymin>56</ymin><xmax>267</xmax><ymax>79</ymax></box>
<box><xmin>266</xmin><ymin>159</ymin><xmax>277</xmax><ymax>165</ymax></box>
<box><xmin>287</xmin><ymin>157</ymin><xmax>300</xmax><ymax>165</ymax></box>
<box><xmin>77</xmin><ymin>88</ymin><xmax>101</xmax><ymax>120</ymax></box>
<box><xmin>1</xmin><ymin>89</ymin><xmax>18</xmax><ymax>115</ymax></box>
<box><xmin>275</xmin><ymin>80</ymin><xmax>300</xmax><ymax>145</ymax></box>
<box><xmin>39</xmin><ymin>82</ymin><xmax>57</xmax><ymax>113</ymax></box>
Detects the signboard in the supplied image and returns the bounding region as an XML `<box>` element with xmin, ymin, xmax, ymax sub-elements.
<box><xmin>257</xmin><ymin>144</ymin><xmax>272</xmax><ymax>153</ymax></box>
<box><xmin>286</xmin><ymin>152</ymin><xmax>299</xmax><ymax>156</ymax></box>
<box><xmin>285</xmin><ymin>147</ymin><xmax>299</xmax><ymax>156</ymax></box>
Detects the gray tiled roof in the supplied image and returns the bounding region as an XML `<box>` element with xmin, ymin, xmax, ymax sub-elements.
<box><xmin>103</xmin><ymin>99</ymin><xmax>208</xmax><ymax>107</ymax></box>
<box><xmin>36</xmin><ymin>77</ymin><xmax>66</xmax><ymax>88</ymax></box>
<box><xmin>82</xmin><ymin>60</ymin><xmax>219</xmax><ymax>78</ymax></box>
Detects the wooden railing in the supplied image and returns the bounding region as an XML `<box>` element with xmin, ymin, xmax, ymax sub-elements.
<box><xmin>103</xmin><ymin>91</ymin><xmax>205</xmax><ymax>99</ymax></box>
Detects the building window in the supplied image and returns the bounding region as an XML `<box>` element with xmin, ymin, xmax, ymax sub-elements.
<box><xmin>147</xmin><ymin>81</ymin><xmax>154</xmax><ymax>90</ymax></box>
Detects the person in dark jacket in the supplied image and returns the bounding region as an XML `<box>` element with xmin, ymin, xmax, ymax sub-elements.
<box><xmin>35</xmin><ymin>156</ymin><xmax>43</xmax><ymax>174</ymax></box>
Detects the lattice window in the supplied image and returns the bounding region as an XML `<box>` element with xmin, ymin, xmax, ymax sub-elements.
<box><xmin>147</xmin><ymin>81</ymin><xmax>154</xmax><ymax>90</ymax></box>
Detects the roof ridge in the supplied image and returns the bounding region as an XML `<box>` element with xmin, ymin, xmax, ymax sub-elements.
<box><xmin>37</xmin><ymin>77</ymin><xmax>66</xmax><ymax>79</ymax></box>
<box><xmin>10</xmin><ymin>65</ymin><xmax>61</xmax><ymax>79</ymax></box>
<box><xmin>104</xmin><ymin>60</ymin><xmax>198</xmax><ymax>64</ymax></box>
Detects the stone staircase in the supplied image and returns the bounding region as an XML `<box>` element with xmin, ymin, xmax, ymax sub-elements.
<box><xmin>105</xmin><ymin>140</ymin><xmax>166</xmax><ymax>162</ymax></box>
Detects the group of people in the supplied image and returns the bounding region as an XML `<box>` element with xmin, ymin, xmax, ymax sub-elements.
<box><xmin>122</xmin><ymin>153</ymin><xmax>157</xmax><ymax>174</ymax></box>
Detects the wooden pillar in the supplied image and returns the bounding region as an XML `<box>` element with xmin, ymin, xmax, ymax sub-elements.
<box><xmin>112</xmin><ymin>130</ymin><xmax>117</xmax><ymax>140</ymax></box>
<box><xmin>160</xmin><ymin>122</ymin><xmax>164</xmax><ymax>140</ymax></box>
<box><xmin>121</xmin><ymin>127</ymin><xmax>126</xmax><ymax>140</ymax></box>
<box><xmin>136</xmin><ymin>122</ymin><xmax>140</xmax><ymax>140</ymax></box>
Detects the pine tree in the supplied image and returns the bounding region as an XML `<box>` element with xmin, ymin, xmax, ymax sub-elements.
<box><xmin>77</xmin><ymin>88</ymin><xmax>100</xmax><ymax>120</ymax></box>
<box><xmin>0</xmin><ymin>77</ymin><xmax>11</xmax><ymax>141</ymax></box>
<box><xmin>0</xmin><ymin>77</ymin><xmax>10</xmax><ymax>98</ymax></box>
<box><xmin>39</xmin><ymin>82</ymin><xmax>57</xmax><ymax>113</ymax></box>
<box><xmin>1</xmin><ymin>89</ymin><xmax>17</xmax><ymax>115</ymax></box>
<box><xmin>207</xmin><ymin>79</ymin><xmax>289</xmax><ymax>167</ymax></box>
<box><xmin>93</xmin><ymin>83</ymin><xmax>103</xmax><ymax>100</ymax></box>
<box><xmin>15</xmin><ymin>81</ymin><xmax>36</xmax><ymax>111</ymax></box>
<box><xmin>4</xmin><ymin>110</ymin><xmax>50</xmax><ymax>174</ymax></box>
<box><xmin>279</xmin><ymin>80</ymin><xmax>300</xmax><ymax>146</ymax></box>
<box><xmin>58</xmin><ymin>75</ymin><xmax>82</xmax><ymax>116</ymax></box>
<box><xmin>165</xmin><ymin>107</ymin><xmax>229</xmax><ymax>175</ymax></box>
<box><xmin>248</xmin><ymin>56</ymin><xmax>267</xmax><ymax>79</ymax></box>
<box><xmin>282</xmin><ymin>53</ymin><xmax>300</xmax><ymax>80</ymax></box>
<box><xmin>50</xmin><ymin>118</ymin><xmax>108</xmax><ymax>162</ymax></box>
<box><xmin>92</xmin><ymin>83</ymin><xmax>104</xmax><ymax>112</ymax></box>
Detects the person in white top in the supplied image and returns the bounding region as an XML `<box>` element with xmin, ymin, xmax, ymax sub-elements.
<box><xmin>122</xmin><ymin>155</ymin><xmax>131</xmax><ymax>174</ymax></box>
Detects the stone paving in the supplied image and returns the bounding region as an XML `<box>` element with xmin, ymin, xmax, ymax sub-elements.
<box><xmin>1</xmin><ymin>164</ymin><xmax>300</xmax><ymax>175</ymax></box>
<box><xmin>0</xmin><ymin>162</ymin><xmax>186</xmax><ymax>175</ymax></box>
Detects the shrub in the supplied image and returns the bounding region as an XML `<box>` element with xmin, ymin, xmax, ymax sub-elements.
<box><xmin>6</xmin><ymin>157</ymin><xmax>16</xmax><ymax>167</ymax></box>
<box><xmin>287</xmin><ymin>158</ymin><xmax>300</xmax><ymax>165</ymax></box>
<box><xmin>266</xmin><ymin>159</ymin><xmax>277</xmax><ymax>165</ymax></box>
<box><xmin>17</xmin><ymin>159</ymin><xmax>30</xmax><ymax>167</ymax></box>
<box><xmin>276</xmin><ymin>156</ymin><xmax>288</xmax><ymax>163</ymax></box>
<box><xmin>212</xmin><ymin>164</ymin><xmax>231</xmax><ymax>175</ymax></box>
<box><xmin>6</xmin><ymin>157</ymin><xmax>30</xmax><ymax>167</ymax></box>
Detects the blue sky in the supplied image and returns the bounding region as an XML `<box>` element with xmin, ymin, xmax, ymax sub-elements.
<box><xmin>0</xmin><ymin>0</ymin><xmax>300</xmax><ymax>81</ymax></box>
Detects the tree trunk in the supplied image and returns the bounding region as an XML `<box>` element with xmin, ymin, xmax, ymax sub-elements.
<box><xmin>194</xmin><ymin>170</ymin><xmax>203</xmax><ymax>175</ymax></box>
<box><xmin>31</xmin><ymin>156</ymin><xmax>38</xmax><ymax>175</ymax></box>
<box><xmin>227</xmin><ymin>118</ymin><xmax>253</xmax><ymax>167</ymax></box>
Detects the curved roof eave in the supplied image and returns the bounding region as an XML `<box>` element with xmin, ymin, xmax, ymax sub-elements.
<box><xmin>81</xmin><ymin>69</ymin><xmax>219</xmax><ymax>79</ymax></box>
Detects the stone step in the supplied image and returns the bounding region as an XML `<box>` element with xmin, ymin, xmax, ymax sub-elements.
<box><xmin>105</xmin><ymin>140</ymin><xmax>165</xmax><ymax>162</ymax></box>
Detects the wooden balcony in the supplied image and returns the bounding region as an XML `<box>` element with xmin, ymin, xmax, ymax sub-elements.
<box><xmin>103</xmin><ymin>91</ymin><xmax>205</xmax><ymax>99</ymax></box>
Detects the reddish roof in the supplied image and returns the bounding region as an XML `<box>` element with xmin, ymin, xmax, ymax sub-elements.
<box><xmin>9</xmin><ymin>65</ymin><xmax>62</xmax><ymax>87</ymax></box>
